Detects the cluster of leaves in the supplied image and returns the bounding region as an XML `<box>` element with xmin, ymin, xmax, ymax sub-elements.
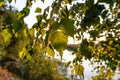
<box><xmin>0</xmin><ymin>3</ymin><xmax>69</xmax><ymax>80</ymax></box>
<box><xmin>26</xmin><ymin>52</ymin><xmax>68</xmax><ymax>80</ymax></box>
<box><xmin>92</xmin><ymin>65</ymin><xmax>115</xmax><ymax>80</ymax></box>
<box><xmin>0</xmin><ymin>0</ymin><xmax>120</xmax><ymax>79</ymax></box>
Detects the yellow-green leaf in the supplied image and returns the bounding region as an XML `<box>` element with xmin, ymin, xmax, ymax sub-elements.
<box><xmin>8</xmin><ymin>0</ymin><xmax>12</xmax><ymax>3</ymax></box>
<box><xmin>35</xmin><ymin>7</ymin><xmax>42</xmax><ymax>13</ymax></box>
<box><xmin>20</xmin><ymin>7</ymin><xmax>30</xmax><ymax>17</ymax></box>
<box><xmin>12</xmin><ymin>20</ymin><xmax>22</xmax><ymax>32</ymax></box>
<box><xmin>100</xmin><ymin>66</ymin><xmax>105</xmax><ymax>73</ymax></box>
<box><xmin>41</xmin><ymin>0</ymin><xmax>45</xmax><ymax>3</ymax></box>
<box><xmin>19</xmin><ymin>48</ymin><xmax>28</xmax><ymax>59</ymax></box>
<box><xmin>17</xmin><ymin>12</ymin><xmax>24</xmax><ymax>20</ymax></box>
<box><xmin>41</xmin><ymin>29</ymin><xmax>46</xmax><ymax>37</ymax></box>
<box><xmin>64</xmin><ymin>0</ymin><xmax>72</xmax><ymax>4</ymax></box>
<box><xmin>65</xmin><ymin>61</ymin><xmax>71</xmax><ymax>67</ymax></box>
<box><xmin>0</xmin><ymin>1</ymin><xmax>4</xmax><ymax>7</ymax></box>
<box><xmin>109</xmin><ymin>40</ymin><xmax>113</xmax><ymax>45</ymax></box>
<box><xmin>39</xmin><ymin>43</ymin><xmax>43</xmax><ymax>49</ymax></box>
<box><xmin>107</xmin><ymin>70</ymin><xmax>114</xmax><ymax>79</ymax></box>
<box><xmin>46</xmin><ymin>46</ymin><xmax>54</xmax><ymax>57</ymax></box>
<box><xmin>26</xmin><ymin>53</ymin><xmax>32</xmax><ymax>60</ymax></box>
<box><xmin>1</xmin><ymin>29</ymin><xmax>12</xmax><ymax>42</ymax></box>
<box><xmin>28</xmin><ymin>28</ymin><xmax>34</xmax><ymax>39</ymax></box>
<box><xmin>74</xmin><ymin>64</ymin><xmax>84</xmax><ymax>77</ymax></box>
<box><xmin>59</xmin><ymin>18</ymin><xmax>75</xmax><ymax>36</ymax></box>
<box><xmin>50</xmin><ymin>31</ymin><xmax>68</xmax><ymax>53</ymax></box>
<box><xmin>70</xmin><ymin>69</ymin><xmax>74</xmax><ymax>74</ymax></box>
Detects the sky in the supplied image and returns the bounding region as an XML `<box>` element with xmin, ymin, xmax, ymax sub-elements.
<box><xmin>10</xmin><ymin>0</ymin><xmax>54</xmax><ymax>28</ymax></box>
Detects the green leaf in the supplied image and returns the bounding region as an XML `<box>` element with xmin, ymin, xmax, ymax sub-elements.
<box><xmin>17</xmin><ymin>12</ymin><xmax>24</xmax><ymax>20</ymax></box>
<box><xmin>46</xmin><ymin>45</ymin><xmax>54</xmax><ymax>57</ymax></box>
<box><xmin>1</xmin><ymin>29</ymin><xmax>12</xmax><ymax>42</ymax></box>
<box><xmin>28</xmin><ymin>28</ymin><xmax>34</xmax><ymax>37</ymax></box>
<box><xmin>12</xmin><ymin>20</ymin><xmax>22</xmax><ymax>32</ymax></box>
<box><xmin>26</xmin><ymin>52</ymin><xmax>32</xmax><ymax>60</ymax></box>
<box><xmin>35</xmin><ymin>7</ymin><xmax>42</xmax><ymax>13</ymax></box>
<box><xmin>82</xmin><ymin>39</ymin><xmax>89</xmax><ymax>46</ymax></box>
<box><xmin>44</xmin><ymin>6</ymin><xmax>50</xmax><ymax>13</ymax></box>
<box><xmin>26</xmin><ymin>0</ymin><xmax>32</xmax><ymax>6</ymax></box>
<box><xmin>41</xmin><ymin>29</ymin><xmax>46</xmax><ymax>37</ymax></box>
<box><xmin>41</xmin><ymin>0</ymin><xmax>45</xmax><ymax>3</ymax></box>
<box><xmin>20</xmin><ymin>7</ymin><xmax>30</xmax><ymax>17</ymax></box>
<box><xmin>64</xmin><ymin>0</ymin><xmax>72</xmax><ymax>4</ymax></box>
<box><xmin>107</xmin><ymin>70</ymin><xmax>114</xmax><ymax>79</ymax></box>
<box><xmin>89</xmin><ymin>30</ymin><xmax>99</xmax><ymax>40</ymax></box>
<box><xmin>59</xmin><ymin>18</ymin><xmax>75</xmax><ymax>36</ymax></box>
<box><xmin>8</xmin><ymin>0</ymin><xmax>12</xmax><ymax>3</ymax></box>
<box><xmin>74</xmin><ymin>64</ymin><xmax>84</xmax><ymax>78</ymax></box>
<box><xmin>19</xmin><ymin>48</ymin><xmax>28</xmax><ymax>59</ymax></box>
<box><xmin>118</xmin><ymin>12</ymin><xmax>120</xmax><ymax>18</ymax></box>
<box><xmin>50</xmin><ymin>31</ymin><xmax>68</xmax><ymax>53</ymax></box>
<box><xmin>15</xmin><ymin>25</ymin><xmax>28</xmax><ymax>38</ymax></box>
<box><xmin>70</xmin><ymin>69</ymin><xmax>74</xmax><ymax>74</ymax></box>
<box><xmin>109</xmin><ymin>40</ymin><xmax>113</xmax><ymax>45</ymax></box>
<box><xmin>65</xmin><ymin>61</ymin><xmax>71</xmax><ymax>67</ymax></box>
<box><xmin>45</xmin><ymin>31</ymin><xmax>50</xmax><ymax>47</ymax></box>
<box><xmin>100</xmin><ymin>66</ymin><xmax>105</xmax><ymax>73</ymax></box>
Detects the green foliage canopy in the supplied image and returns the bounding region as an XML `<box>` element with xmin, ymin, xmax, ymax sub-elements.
<box><xmin>0</xmin><ymin>0</ymin><xmax>120</xmax><ymax>79</ymax></box>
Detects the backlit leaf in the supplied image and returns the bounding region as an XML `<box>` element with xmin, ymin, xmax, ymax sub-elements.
<box><xmin>107</xmin><ymin>70</ymin><xmax>114</xmax><ymax>79</ymax></box>
<box><xmin>74</xmin><ymin>64</ymin><xmax>84</xmax><ymax>77</ymax></box>
<box><xmin>35</xmin><ymin>7</ymin><xmax>42</xmax><ymax>13</ymax></box>
<box><xmin>70</xmin><ymin>69</ymin><xmax>74</xmax><ymax>74</ymax></box>
<box><xmin>65</xmin><ymin>61</ymin><xmax>71</xmax><ymax>67</ymax></box>
<box><xmin>41</xmin><ymin>29</ymin><xmax>46</xmax><ymax>37</ymax></box>
<box><xmin>12</xmin><ymin>20</ymin><xmax>22</xmax><ymax>32</ymax></box>
<box><xmin>64</xmin><ymin>0</ymin><xmax>72</xmax><ymax>4</ymax></box>
<box><xmin>19</xmin><ymin>48</ymin><xmax>28</xmax><ymax>59</ymax></box>
<box><xmin>20</xmin><ymin>7</ymin><xmax>30</xmax><ymax>17</ymax></box>
<box><xmin>17</xmin><ymin>12</ymin><xmax>25</xmax><ymax>20</ymax></box>
<box><xmin>41</xmin><ymin>0</ymin><xmax>45</xmax><ymax>3</ymax></box>
<box><xmin>39</xmin><ymin>43</ymin><xmax>43</xmax><ymax>49</ymax></box>
<box><xmin>100</xmin><ymin>66</ymin><xmax>105</xmax><ymax>73</ymax></box>
<box><xmin>26</xmin><ymin>52</ymin><xmax>32</xmax><ymax>60</ymax></box>
<box><xmin>28</xmin><ymin>28</ymin><xmax>34</xmax><ymax>38</ymax></box>
<box><xmin>59</xmin><ymin>18</ymin><xmax>75</xmax><ymax>36</ymax></box>
<box><xmin>46</xmin><ymin>45</ymin><xmax>54</xmax><ymax>57</ymax></box>
<box><xmin>26</xmin><ymin>0</ymin><xmax>32</xmax><ymax>6</ymax></box>
<box><xmin>50</xmin><ymin>31</ymin><xmax>68</xmax><ymax>53</ymax></box>
<box><xmin>8</xmin><ymin>0</ymin><xmax>12</xmax><ymax>3</ymax></box>
<box><xmin>1</xmin><ymin>29</ymin><xmax>12</xmax><ymax>42</ymax></box>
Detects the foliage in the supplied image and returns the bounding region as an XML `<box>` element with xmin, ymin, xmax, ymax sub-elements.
<box><xmin>0</xmin><ymin>0</ymin><xmax>120</xmax><ymax>79</ymax></box>
<box><xmin>26</xmin><ymin>52</ymin><xmax>67</xmax><ymax>80</ymax></box>
<box><xmin>0</xmin><ymin>5</ymin><xmax>69</xmax><ymax>80</ymax></box>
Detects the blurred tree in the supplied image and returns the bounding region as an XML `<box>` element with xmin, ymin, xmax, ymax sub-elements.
<box><xmin>0</xmin><ymin>4</ymin><xmax>69</xmax><ymax>80</ymax></box>
<box><xmin>0</xmin><ymin>0</ymin><xmax>120</xmax><ymax>79</ymax></box>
